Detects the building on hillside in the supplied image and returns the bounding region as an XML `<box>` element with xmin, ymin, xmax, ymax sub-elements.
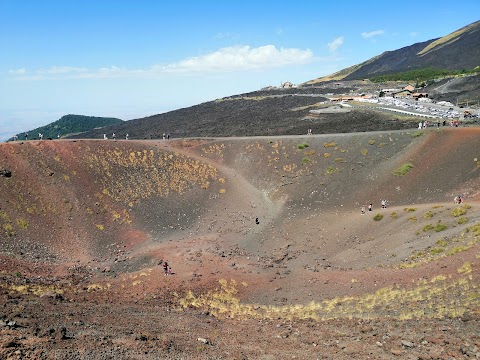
<box><xmin>412</xmin><ymin>92</ymin><xmax>428</xmax><ymax>100</ymax></box>
<box><xmin>330</xmin><ymin>95</ymin><xmax>371</xmax><ymax>102</ymax></box>
<box><xmin>403</xmin><ymin>84</ymin><xmax>415</xmax><ymax>92</ymax></box>
<box><xmin>281</xmin><ymin>81</ymin><xmax>294</xmax><ymax>88</ymax></box>
<box><xmin>381</xmin><ymin>88</ymin><xmax>401</xmax><ymax>95</ymax></box>
<box><xmin>392</xmin><ymin>89</ymin><xmax>413</xmax><ymax>98</ymax></box>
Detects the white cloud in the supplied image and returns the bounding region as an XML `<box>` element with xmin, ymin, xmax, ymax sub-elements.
<box><xmin>327</xmin><ymin>36</ymin><xmax>344</xmax><ymax>52</ymax></box>
<box><xmin>9</xmin><ymin>45</ymin><xmax>314</xmax><ymax>80</ymax></box>
<box><xmin>159</xmin><ymin>45</ymin><xmax>313</xmax><ymax>73</ymax></box>
<box><xmin>361</xmin><ymin>30</ymin><xmax>385</xmax><ymax>39</ymax></box>
<box><xmin>9</xmin><ymin>68</ymin><xmax>26</xmax><ymax>75</ymax></box>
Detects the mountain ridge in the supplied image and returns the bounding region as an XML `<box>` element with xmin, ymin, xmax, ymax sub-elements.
<box><xmin>306</xmin><ymin>20</ymin><xmax>480</xmax><ymax>83</ymax></box>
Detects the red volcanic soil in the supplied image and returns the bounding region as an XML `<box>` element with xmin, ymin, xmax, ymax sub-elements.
<box><xmin>1</xmin><ymin>128</ymin><xmax>480</xmax><ymax>359</ymax></box>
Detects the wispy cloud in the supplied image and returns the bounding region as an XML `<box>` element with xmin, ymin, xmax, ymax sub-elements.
<box><xmin>39</xmin><ymin>66</ymin><xmax>88</xmax><ymax>74</ymax></box>
<box><xmin>409</xmin><ymin>32</ymin><xmax>419</xmax><ymax>37</ymax></box>
<box><xmin>213</xmin><ymin>32</ymin><xmax>240</xmax><ymax>40</ymax></box>
<box><xmin>361</xmin><ymin>30</ymin><xmax>385</xmax><ymax>39</ymax></box>
<box><xmin>327</xmin><ymin>36</ymin><xmax>344</xmax><ymax>52</ymax></box>
<box><xmin>9</xmin><ymin>45</ymin><xmax>314</xmax><ymax>80</ymax></box>
<box><xmin>9</xmin><ymin>68</ymin><xmax>26</xmax><ymax>75</ymax></box>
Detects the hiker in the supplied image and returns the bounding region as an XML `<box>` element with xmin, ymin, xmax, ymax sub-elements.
<box><xmin>13</xmin><ymin>134</ymin><xmax>18</xmax><ymax>141</ymax></box>
<box><xmin>163</xmin><ymin>261</ymin><xmax>169</xmax><ymax>275</ymax></box>
<box><xmin>255</xmin><ymin>217</ymin><xmax>260</xmax><ymax>225</ymax></box>
<box><xmin>103</xmin><ymin>133</ymin><xmax>108</xmax><ymax>140</ymax></box>
<box><xmin>163</xmin><ymin>133</ymin><xmax>166</xmax><ymax>140</ymax></box>
<box><xmin>25</xmin><ymin>133</ymin><xmax>28</xmax><ymax>140</ymax></box>
<box><xmin>125</xmin><ymin>133</ymin><xmax>129</xmax><ymax>140</ymax></box>
<box><xmin>39</xmin><ymin>133</ymin><xmax>43</xmax><ymax>140</ymax></box>
<box><xmin>368</xmin><ymin>204</ymin><xmax>372</xmax><ymax>212</ymax></box>
<box><xmin>167</xmin><ymin>134</ymin><xmax>170</xmax><ymax>140</ymax></box>
<box><xmin>361</xmin><ymin>206</ymin><xmax>365</xmax><ymax>215</ymax></box>
<box><xmin>418</xmin><ymin>122</ymin><xmax>422</xmax><ymax>130</ymax></box>
<box><xmin>112</xmin><ymin>132</ymin><xmax>116</xmax><ymax>141</ymax></box>
<box><xmin>381</xmin><ymin>199</ymin><xmax>387</xmax><ymax>209</ymax></box>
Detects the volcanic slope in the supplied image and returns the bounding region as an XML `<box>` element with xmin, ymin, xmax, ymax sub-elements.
<box><xmin>1</xmin><ymin>128</ymin><xmax>480</xmax><ymax>359</ymax></box>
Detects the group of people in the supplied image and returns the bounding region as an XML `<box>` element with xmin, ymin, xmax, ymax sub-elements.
<box><xmin>103</xmin><ymin>133</ymin><xmax>129</xmax><ymax>140</ymax></box>
<box><xmin>361</xmin><ymin>200</ymin><xmax>387</xmax><ymax>215</ymax></box>
<box><xmin>12</xmin><ymin>133</ymin><xmax>60</xmax><ymax>141</ymax></box>
<box><xmin>418</xmin><ymin>119</ymin><xmax>461</xmax><ymax>129</ymax></box>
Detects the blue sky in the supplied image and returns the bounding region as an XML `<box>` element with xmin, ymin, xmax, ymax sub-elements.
<box><xmin>1</xmin><ymin>1</ymin><xmax>479</xmax><ymax>140</ymax></box>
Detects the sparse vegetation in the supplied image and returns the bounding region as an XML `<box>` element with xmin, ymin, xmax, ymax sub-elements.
<box><xmin>457</xmin><ymin>262</ymin><xmax>472</xmax><ymax>274</ymax></box>
<box><xmin>430</xmin><ymin>248</ymin><xmax>444</xmax><ymax>255</ymax></box>
<box><xmin>424</xmin><ymin>211</ymin><xmax>434</xmax><ymax>219</ymax></box>
<box><xmin>423</xmin><ymin>224</ymin><xmax>434</xmax><ymax>232</ymax></box>
<box><xmin>16</xmin><ymin>218</ymin><xmax>29</xmax><ymax>229</ymax></box>
<box><xmin>434</xmin><ymin>223</ymin><xmax>448</xmax><ymax>232</ymax></box>
<box><xmin>297</xmin><ymin>142</ymin><xmax>309</xmax><ymax>149</ymax></box>
<box><xmin>394</xmin><ymin>163</ymin><xmax>413</xmax><ymax>176</ymax></box>
<box><xmin>373</xmin><ymin>213</ymin><xmax>383</xmax><ymax>221</ymax></box>
<box><xmin>325</xmin><ymin>166</ymin><xmax>338</xmax><ymax>175</ymax></box>
<box><xmin>436</xmin><ymin>239</ymin><xmax>448</xmax><ymax>247</ymax></box>
<box><xmin>451</xmin><ymin>206</ymin><xmax>468</xmax><ymax>217</ymax></box>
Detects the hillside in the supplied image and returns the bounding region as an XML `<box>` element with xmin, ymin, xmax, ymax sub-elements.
<box><xmin>66</xmin><ymin>91</ymin><xmax>419</xmax><ymax>141</ymax></box>
<box><xmin>306</xmin><ymin>20</ymin><xmax>480</xmax><ymax>83</ymax></box>
<box><xmin>1</xmin><ymin>128</ymin><xmax>479</xmax><ymax>358</ymax></box>
<box><xmin>61</xmin><ymin>21</ymin><xmax>480</xmax><ymax>142</ymax></box>
<box><xmin>9</xmin><ymin>114</ymin><xmax>123</xmax><ymax>141</ymax></box>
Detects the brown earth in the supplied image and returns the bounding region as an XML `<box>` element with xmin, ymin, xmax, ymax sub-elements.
<box><xmin>1</xmin><ymin>127</ymin><xmax>480</xmax><ymax>359</ymax></box>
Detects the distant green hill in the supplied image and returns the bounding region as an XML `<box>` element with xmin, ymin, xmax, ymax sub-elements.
<box><xmin>10</xmin><ymin>114</ymin><xmax>123</xmax><ymax>141</ymax></box>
